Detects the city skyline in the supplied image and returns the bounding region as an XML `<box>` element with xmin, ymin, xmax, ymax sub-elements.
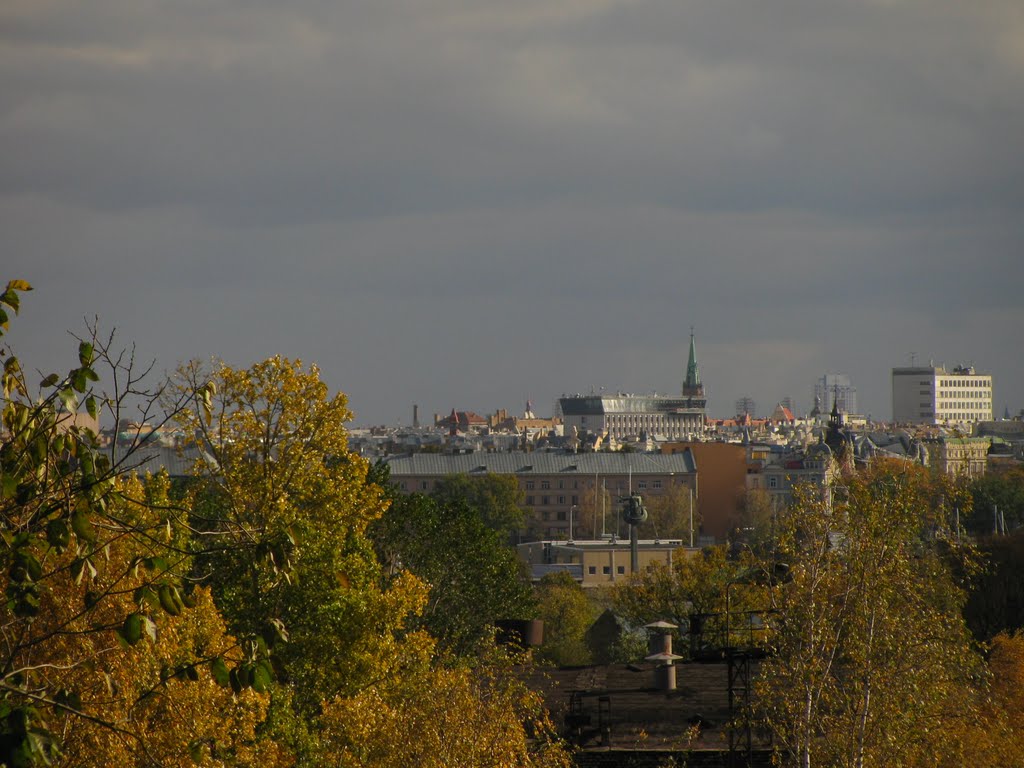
<box><xmin>3</xmin><ymin>1</ymin><xmax>1022</xmax><ymax>426</ymax></box>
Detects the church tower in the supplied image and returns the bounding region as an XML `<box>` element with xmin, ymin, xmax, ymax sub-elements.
<box><xmin>682</xmin><ymin>328</ymin><xmax>705</xmax><ymax>399</ymax></box>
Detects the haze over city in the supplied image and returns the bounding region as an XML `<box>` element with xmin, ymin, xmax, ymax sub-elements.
<box><xmin>4</xmin><ymin>1</ymin><xmax>1023</xmax><ymax>424</ymax></box>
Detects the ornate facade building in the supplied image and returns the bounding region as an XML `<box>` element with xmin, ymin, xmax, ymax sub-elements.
<box><xmin>559</xmin><ymin>331</ymin><xmax>707</xmax><ymax>441</ymax></box>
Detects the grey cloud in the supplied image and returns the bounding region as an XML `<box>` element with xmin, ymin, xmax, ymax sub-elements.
<box><xmin>2</xmin><ymin>0</ymin><xmax>1022</xmax><ymax>422</ymax></box>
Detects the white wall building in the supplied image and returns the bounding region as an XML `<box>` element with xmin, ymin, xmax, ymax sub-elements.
<box><xmin>892</xmin><ymin>365</ymin><xmax>993</xmax><ymax>425</ymax></box>
<box><xmin>559</xmin><ymin>330</ymin><xmax>707</xmax><ymax>441</ymax></box>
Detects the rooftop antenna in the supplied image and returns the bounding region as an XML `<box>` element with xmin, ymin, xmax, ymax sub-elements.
<box><xmin>909</xmin><ymin>352</ymin><xmax>917</xmax><ymax>367</ymax></box>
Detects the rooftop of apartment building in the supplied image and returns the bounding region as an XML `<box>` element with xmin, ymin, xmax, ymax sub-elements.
<box><xmin>383</xmin><ymin>450</ymin><xmax>697</xmax><ymax>476</ymax></box>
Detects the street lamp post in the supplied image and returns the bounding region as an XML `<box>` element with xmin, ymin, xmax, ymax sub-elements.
<box><xmin>569</xmin><ymin>505</ymin><xmax>577</xmax><ymax>542</ymax></box>
<box><xmin>620</xmin><ymin>494</ymin><xmax>648</xmax><ymax>574</ymax></box>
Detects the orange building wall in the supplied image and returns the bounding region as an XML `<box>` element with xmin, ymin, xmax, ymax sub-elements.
<box><xmin>661</xmin><ymin>442</ymin><xmax>749</xmax><ymax>543</ymax></box>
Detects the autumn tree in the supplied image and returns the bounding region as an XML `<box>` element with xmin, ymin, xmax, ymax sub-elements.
<box><xmin>644</xmin><ymin>482</ymin><xmax>700</xmax><ymax>542</ymax></box>
<box><xmin>369</xmin><ymin>474</ymin><xmax>536</xmax><ymax>658</ymax></box>
<box><xmin>429</xmin><ymin>473</ymin><xmax>527</xmax><ymax>537</ymax></box>
<box><xmin>41</xmin><ymin>484</ymin><xmax>283</xmax><ymax>767</ymax></box>
<box><xmin>899</xmin><ymin>630</ymin><xmax>1024</xmax><ymax>767</ymax></box>
<box><xmin>174</xmin><ymin>358</ymin><xmax>428</xmax><ymax>720</ymax></box>
<box><xmin>318</xmin><ymin>643</ymin><xmax>572</xmax><ymax>768</ymax></box>
<box><xmin>534</xmin><ymin>571</ymin><xmax>598</xmax><ymax>666</ymax></box>
<box><xmin>757</xmin><ymin>465</ymin><xmax>981</xmax><ymax>768</ymax></box>
<box><xmin>569</xmin><ymin>480</ymin><xmax>614</xmax><ymax>540</ymax></box>
<box><xmin>963</xmin><ymin>529</ymin><xmax>1024</xmax><ymax>641</ymax></box>
<box><xmin>965</xmin><ymin>466</ymin><xmax>1024</xmax><ymax>535</ymax></box>
<box><xmin>175</xmin><ymin>360</ymin><xmax>574</xmax><ymax>766</ymax></box>
<box><xmin>1</xmin><ymin>280</ymin><xmax>267</xmax><ymax>766</ymax></box>
<box><xmin>612</xmin><ymin>545</ymin><xmax>765</xmax><ymax>636</ymax></box>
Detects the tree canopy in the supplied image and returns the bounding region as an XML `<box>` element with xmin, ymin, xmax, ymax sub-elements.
<box><xmin>2</xmin><ymin>281</ymin><xmax>574</xmax><ymax>767</ymax></box>
<box><xmin>173</xmin><ymin>358</ymin><xmax>428</xmax><ymax>710</ymax></box>
<box><xmin>1</xmin><ymin>281</ymin><xmax>271</xmax><ymax>767</ymax></box>
<box><xmin>756</xmin><ymin>465</ymin><xmax>980</xmax><ymax>768</ymax></box>
<box><xmin>534</xmin><ymin>571</ymin><xmax>598</xmax><ymax>666</ymax></box>
<box><xmin>429</xmin><ymin>473</ymin><xmax>527</xmax><ymax>536</ymax></box>
<box><xmin>370</xmin><ymin>474</ymin><xmax>535</xmax><ymax>658</ymax></box>
<box><xmin>966</xmin><ymin>466</ymin><xmax>1024</xmax><ymax>535</ymax></box>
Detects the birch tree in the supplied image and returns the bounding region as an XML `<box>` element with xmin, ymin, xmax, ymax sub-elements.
<box><xmin>758</xmin><ymin>464</ymin><xmax>980</xmax><ymax>768</ymax></box>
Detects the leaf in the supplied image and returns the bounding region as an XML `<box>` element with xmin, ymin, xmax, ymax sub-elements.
<box><xmin>85</xmin><ymin>396</ymin><xmax>98</xmax><ymax>421</ymax></box>
<box><xmin>143</xmin><ymin>556</ymin><xmax>169</xmax><ymax>572</ymax></box>
<box><xmin>12</xmin><ymin>589</ymin><xmax>40</xmax><ymax>618</ymax></box>
<box><xmin>133</xmin><ymin>585</ymin><xmax>153</xmax><ymax>607</ymax></box>
<box><xmin>121</xmin><ymin>613</ymin><xmax>143</xmax><ymax>645</ymax></box>
<box><xmin>19</xmin><ymin>553</ymin><xmax>43</xmax><ymax>583</ymax></box>
<box><xmin>158</xmin><ymin>584</ymin><xmax>182</xmax><ymax>616</ymax></box>
<box><xmin>54</xmin><ymin>689</ymin><xmax>83</xmax><ymax>715</ymax></box>
<box><xmin>40</xmin><ymin>373</ymin><xmax>59</xmax><ymax>388</ymax></box>
<box><xmin>71</xmin><ymin>508</ymin><xmax>96</xmax><ymax>542</ymax></box>
<box><xmin>251</xmin><ymin>660</ymin><xmax>272</xmax><ymax>693</ymax></box>
<box><xmin>46</xmin><ymin>519</ymin><xmax>70</xmax><ymax>550</ymax></box>
<box><xmin>58</xmin><ymin>387</ymin><xmax>77</xmax><ymax>413</ymax></box>
<box><xmin>262</xmin><ymin>618</ymin><xmax>289</xmax><ymax>647</ymax></box>
<box><xmin>210</xmin><ymin>658</ymin><xmax>231</xmax><ymax>688</ymax></box>
<box><xmin>1</xmin><ymin>474</ymin><xmax>18</xmax><ymax>500</ymax></box>
<box><xmin>142</xmin><ymin>615</ymin><xmax>158</xmax><ymax>643</ymax></box>
<box><xmin>78</xmin><ymin>341</ymin><xmax>94</xmax><ymax>367</ymax></box>
<box><xmin>0</xmin><ymin>289</ymin><xmax>19</xmax><ymax>313</ymax></box>
<box><xmin>5</xmin><ymin>279</ymin><xmax>32</xmax><ymax>292</ymax></box>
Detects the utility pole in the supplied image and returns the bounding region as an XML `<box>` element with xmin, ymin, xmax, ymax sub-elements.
<box><xmin>689</xmin><ymin>487</ymin><xmax>694</xmax><ymax>548</ymax></box>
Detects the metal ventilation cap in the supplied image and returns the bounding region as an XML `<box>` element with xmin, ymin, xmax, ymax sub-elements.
<box><xmin>644</xmin><ymin>620</ymin><xmax>677</xmax><ymax>631</ymax></box>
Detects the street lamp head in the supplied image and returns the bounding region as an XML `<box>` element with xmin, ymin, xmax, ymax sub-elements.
<box><xmin>620</xmin><ymin>493</ymin><xmax>648</xmax><ymax>526</ymax></box>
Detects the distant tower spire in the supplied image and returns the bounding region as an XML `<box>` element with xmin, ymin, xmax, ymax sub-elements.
<box><xmin>683</xmin><ymin>327</ymin><xmax>704</xmax><ymax>398</ymax></box>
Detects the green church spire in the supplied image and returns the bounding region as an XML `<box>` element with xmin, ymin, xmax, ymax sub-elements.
<box><xmin>683</xmin><ymin>327</ymin><xmax>703</xmax><ymax>397</ymax></box>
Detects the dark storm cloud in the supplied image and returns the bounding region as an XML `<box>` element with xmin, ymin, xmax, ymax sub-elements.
<box><xmin>2</xmin><ymin>0</ymin><xmax>1023</xmax><ymax>422</ymax></box>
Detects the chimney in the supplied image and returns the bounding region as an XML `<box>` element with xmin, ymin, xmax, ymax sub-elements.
<box><xmin>644</xmin><ymin>620</ymin><xmax>682</xmax><ymax>692</ymax></box>
<box><xmin>413</xmin><ymin>404</ymin><xmax>420</xmax><ymax>429</ymax></box>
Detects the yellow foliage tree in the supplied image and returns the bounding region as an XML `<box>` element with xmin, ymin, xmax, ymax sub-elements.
<box><xmin>175</xmin><ymin>358</ymin><xmax>573</xmax><ymax>766</ymax></box>
<box><xmin>612</xmin><ymin>545</ymin><xmax>767</xmax><ymax>648</ymax></box>
<box><xmin>757</xmin><ymin>464</ymin><xmax>981</xmax><ymax>768</ymax></box>
<box><xmin>2</xmin><ymin>280</ymin><xmax>268</xmax><ymax>765</ymax></box>
<box><xmin>2</xmin><ymin>472</ymin><xmax>280</xmax><ymax>767</ymax></box>
<box><xmin>319</xmin><ymin>647</ymin><xmax>572</xmax><ymax>768</ymax></box>
<box><xmin>174</xmin><ymin>358</ymin><xmax>429</xmax><ymax>712</ymax></box>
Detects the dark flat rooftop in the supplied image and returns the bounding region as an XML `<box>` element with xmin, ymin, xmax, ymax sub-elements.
<box><xmin>522</xmin><ymin>659</ymin><xmax>772</xmax><ymax>757</ymax></box>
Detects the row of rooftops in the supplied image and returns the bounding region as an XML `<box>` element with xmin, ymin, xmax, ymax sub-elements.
<box><xmin>89</xmin><ymin>422</ymin><xmax>1021</xmax><ymax>489</ymax></box>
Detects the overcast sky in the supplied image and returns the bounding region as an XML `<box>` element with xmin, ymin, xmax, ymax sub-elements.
<box><xmin>3</xmin><ymin>0</ymin><xmax>1023</xmax><ymax>426</ymax></box>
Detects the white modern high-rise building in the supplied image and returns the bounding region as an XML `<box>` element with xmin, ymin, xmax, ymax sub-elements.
<box><xmin>892</xmin><ymin>365</ymin><xmax>993</xmax><ymax>425</ymax></box>
<box><xmin>814</xmin><ymin>373</ymin><xmax>858</xmax><ymax>416</ymax></box>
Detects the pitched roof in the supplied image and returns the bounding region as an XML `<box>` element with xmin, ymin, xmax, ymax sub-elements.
<box><xmin>384</xmin><ymin>450</ymin><xmax>697</xmax><ymax>476</ymax></box>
